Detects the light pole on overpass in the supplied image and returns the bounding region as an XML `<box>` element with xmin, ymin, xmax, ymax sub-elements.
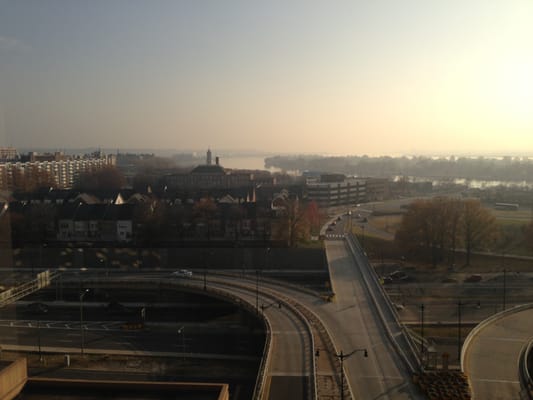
<box><xmin>420</xmin><ymin>303</ymin><xmax>425</xmax><ymax>366</ymax></box>
<box><xmin>79</xmin><ymin>289</ymin><xmax>90</xmax><ymax>356</ymax></box>
<box><xmin>503</xmin><ymin>268</ymin><xmax>507</xmax><ymax>311</ymax></box>
<box><xmin>178</xmin><ymin>326</ymin><xmax>186</xmax><ymax>360</ymax></box>
<box><xmin>457</xmin><ymin>300</ymin><xmax>480</xmax><ymax>362</ymax></box>
<box><xmin>37</xmin><ymin>319</ymin><xmax>43</xmax><ymax>363</ymax></box>
<box><xmin>315</xmin><ymin>348</ymin><xmax>368</xmax><ymax>400</ymax></box>
<box><xmin>255</xmin><ymin>269</ymin><xmax>260</xmax><ymax>313</ymax></box>
<box><xmin>260</xmin><ymin>301</ymin><xmax>282</xmax><ymax>316</ymax></box>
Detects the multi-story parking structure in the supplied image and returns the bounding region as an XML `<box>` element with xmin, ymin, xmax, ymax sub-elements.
<box><xmin>306</xmin><ymin>174</ymin><xmax>366</xmax><ymax>208</ymax></box>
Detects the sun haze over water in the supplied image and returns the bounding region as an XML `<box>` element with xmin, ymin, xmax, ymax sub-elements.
<box><xmin>0</xmin><ymin>1</ymin><xmax>532</xmax><ymax>156</ymax></box>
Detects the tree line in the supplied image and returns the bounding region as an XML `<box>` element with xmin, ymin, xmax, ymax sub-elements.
<box><xmin>265</xmin><ymin>155</ymin><xmax>533</xmax><ymax>182</ymax></box>
<box><xmin>395</xmin><ymin>197</ymin><xmax>499</xmax><ymax>266</ymax></box>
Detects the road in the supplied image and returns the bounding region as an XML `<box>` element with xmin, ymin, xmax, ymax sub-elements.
<box><xmin>243</xmin><ymin>239</ymin><xmax>423</xmax><ymax>399</ymax></box>
<box><xmin>462</xmin><ymin>306</ymin><xmax>533</xmax><ymax>399</ymax></box>
<box><xmin>320</xmin><ymin>240</ymin><xmax>422</xmax><ymax>399</ymax></box>
<box><xmin>0</xmin><ymin>295</ymin><xmax>262</xmax><ymax>358</ymax></box>
<box><xmin>204</xmin><ymin>280</ymin><xmax>314</xmax><ymax>400</ymax></box>
<box><xmin>2</xmin><ymin>239</ymin><xmax>425</xmax><ymax>400</ymax></box>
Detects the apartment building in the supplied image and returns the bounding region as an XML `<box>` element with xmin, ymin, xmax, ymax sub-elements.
<box><xmin>0</xmin><ymin>154</ymin><xmax>116</xmax><ymax>190</ymax></box>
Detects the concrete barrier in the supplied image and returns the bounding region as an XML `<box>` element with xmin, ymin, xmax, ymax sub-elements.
<box><xmin>461</xmin><ymin>303</ymin><xmax>533</xmax><ymax>371</ymax></box>
<box><xmin>0</xmin><ymin>358</ymin><xmax>27</xmax><ymax>400</ymax></box>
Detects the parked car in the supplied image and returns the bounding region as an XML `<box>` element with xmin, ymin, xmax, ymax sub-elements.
<box><xmin>394</xmin><ymin>303</ymin><xmax>405</xmax><ymax>311</ymax></box>
<box><xmin>172</xmin><ymin>269</ymin><xmax>193</xmax><ymax>278</ymax></box>
<box><xmin>26</xmin><ymin>302</ymin><xmax>49</xmax><ymax>314</ymax></box>
<box><xmin>106</xmin><ymin>301</ymin><xmax>132</xmax><ymax>315</ymax></box>
<box><xmin>464</xmin><ymin>274</ymin><xmax>482</xmax><ymax>283</ymax></box>
<box><xmin>389</xmin><ymin>270</ymin><xmax>408</xmax><ymax>281</ymax></box>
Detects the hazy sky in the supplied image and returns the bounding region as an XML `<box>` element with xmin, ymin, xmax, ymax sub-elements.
<box><xmin>0</xmin><ymin>1</ymin><xmax>532</xmax><ymax>156</ymax></box>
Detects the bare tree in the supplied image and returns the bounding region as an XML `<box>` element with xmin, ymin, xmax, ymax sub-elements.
<box><xmin>461</xmin><ymin>199</ymin><xmax>497</xmax><ymax>265</ymax></box>
<box><xmin>193</xmin><ymin>197</ymin><xmax>217</xmax><ymax>240</ymax></box>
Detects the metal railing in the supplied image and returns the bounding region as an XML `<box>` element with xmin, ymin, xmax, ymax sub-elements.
<box><xmin>0</xmin><ymin>270</ymin><xmax>60</xmax><ymax>308</ymax></box>
<box><xmin>346</xmin><ymin>233</ymin><xmax>419</xmax><ymax>374</ymax></box>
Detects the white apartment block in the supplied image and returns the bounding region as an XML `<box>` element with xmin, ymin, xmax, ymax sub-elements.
<box><xmin>0</xmin><ymin>155</ymin><xmax>115</xmax><ymax>190</ymax></box>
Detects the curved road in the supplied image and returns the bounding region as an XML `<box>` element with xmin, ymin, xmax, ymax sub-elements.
<box><xmin>5</xmin><ymin>233</ymin><xmax>426</xmax><ymax>400</ymax></box>
<box><xmin>243</xmin><ymin>238</ymin><xmax>424</xmax><ymax>399</ymax></box>
<box><xmin>206</xmin><ymin>279</ymin><xmax>314</xmax><ymax>400</ymax></box>
<box><xmin>463</xmin><ymin>306</ymin><xmax>533</xmax><ymax>399</ymax></box>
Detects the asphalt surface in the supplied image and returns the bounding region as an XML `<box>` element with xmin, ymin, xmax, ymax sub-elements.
<box><xmin>0</xmin><ymin>293</ymin><xmax>263</xmax><ymax>357</ymax></box>
<box><xmin>205</xmin><ymin>279</ymin><xmax>313</xmax><ymax>400</ymax></box>
<box><xmin>462</xmin><ymin>307</ymin><xmax>533</xmax><ymax>399</ymax></box>
<box><xmin>322</xmin><ymin>240</ymin><xmax>423</xmax><ymax>399</ymax></box>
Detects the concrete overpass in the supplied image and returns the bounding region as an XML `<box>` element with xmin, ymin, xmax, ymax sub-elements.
<box><xmin>462</xmin><ymin>304</ymin><xmax>533</xmax><ymax>399</ymax></box>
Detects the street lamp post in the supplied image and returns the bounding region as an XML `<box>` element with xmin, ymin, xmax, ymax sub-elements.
<box><xmin>178</xmin><ymin>326</ymin><xmax>186</xmax><ymax>360</ymax></box>
<box><xmin>79</xmin><ymin>289</ymin><xmax>89</xmax><ymax>356</ymax></box>
<box><xmin>265</xmin><ymin>247</ymin><xmax>270</xmax><ymax>270</ymax></box>
<box><xmin>260</xmin><ymin>301</ymin><xmax>282</xmax><ymax>316</ymax></box>
<box><xmin>315</xmin><ymin>348</ymin><xmax>368</xmax><ymax>400</ymax></box>
<box><xmin>457</xmin><ymin>300</ymin><xmax>480</xmax><ymax>362</ymax></box>
<box><xmin>37</xmin><ymin>319</ymin><xmax>42</xmax><ymax>362</ymax></box>
<box><xmin>256</xmin><ymin>248</ymin><xmax>270</xmax><ymax>313</ymax></box>
<box><xmin>503</xmin><ymin>268</ymin><xmax>507</xmax><ymax>311</ymax></box>
<box><xmin>255</xmin><ymin>269</ymin><xmax>260</xmax><ymax>313</ymax></box>
<box><xmin>337</xmin><ymin>349</ymin><xmax>368</xmax><ymax>400</ymax></box>
<box><xmin>203</xmin><ymin>251</ymin><xmax>207</xmax><ymax>291</ymax></box>
<box><xmin>420</xmin><ymin>303</ymin><xmax>425</xmax><ymax>366</ymax></box>
<box><xmin>99</xmin><ymin>258</ymin><xmax>108</xmax><ymax>277</ymax></box>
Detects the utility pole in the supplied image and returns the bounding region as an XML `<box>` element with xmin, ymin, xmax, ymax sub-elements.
<box><xmin>503</xmin><ymin>268</ymin><xmax>507</xmax><ymax>311</ymax></box>
<box><xmin>79</xmin><ymin>289</ymin><xmax>90</xmax><ymax>356</ymax></box>
<box><xmin>457</xmin><ymin>300</ymin><xmax>462</xmax><ymax>363</ymax></box>
<box><xmin>420</xmin><ymin>303</ymin><xmax>425</xmax><ymax>366</ymax></box>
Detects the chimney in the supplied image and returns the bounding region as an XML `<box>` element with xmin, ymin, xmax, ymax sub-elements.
<box><xmin>216</xmin><ymin>156</ymin><xmax>220</xmax><ymax>166</ymax></box>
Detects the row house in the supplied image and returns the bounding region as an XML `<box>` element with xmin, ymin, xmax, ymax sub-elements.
<box><xmin>57</xmin><ymin>203</ymin><xmax>134</xmax><ymax>242</ymax></box>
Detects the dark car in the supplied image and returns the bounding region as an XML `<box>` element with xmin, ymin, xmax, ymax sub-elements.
<box><xmin>389</xmin><ymin>270</ymin><xmax>408</xmax><ymax>280</ymax></box>
<box><xmin>26</xmin><ymin>302</ymin><xmax>49</xmax><ymax>314</ymax></box>
<box><xmin>106</xmin><ymin>301</ymin><xmax>132</xmax><ymax>315</ymax></box>
<box><xmin>464</xmin><ymin>274</ymin><xmax>482</xmax><ymax>283</ymax></box>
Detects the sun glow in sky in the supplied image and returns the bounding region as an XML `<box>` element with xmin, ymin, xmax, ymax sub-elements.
<box><xmin>0</xmin><ymin>1</ymin><xmax>532</xmax><ymax>156</ymax></box>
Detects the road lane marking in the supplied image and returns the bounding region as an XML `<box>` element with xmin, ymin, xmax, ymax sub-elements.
<box><xmin>472</xmin><ymin>378</ymin><xmax>519</xmax><ymax>384</ymax></box>
<box><xmin>357</xmin><ymin>375</ymin><xmax>405</xmax><ymax>380</ymax></box>
<box><xmin>483</xmin><ymin>337</ymin><xmax>526</xmax><ymax>343</ymax></box>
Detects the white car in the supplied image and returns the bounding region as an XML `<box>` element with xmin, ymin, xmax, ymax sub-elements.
<box><xmin>172</xmin><ymin>269</ymin><xmax>193</xmax><ymax>278</ymax></box>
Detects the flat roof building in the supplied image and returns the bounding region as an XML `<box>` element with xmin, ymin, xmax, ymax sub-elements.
<box><xmin>306</xmin><ymin>175</ymin><xmax>366</xmax><ymax>208</ymax></box>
